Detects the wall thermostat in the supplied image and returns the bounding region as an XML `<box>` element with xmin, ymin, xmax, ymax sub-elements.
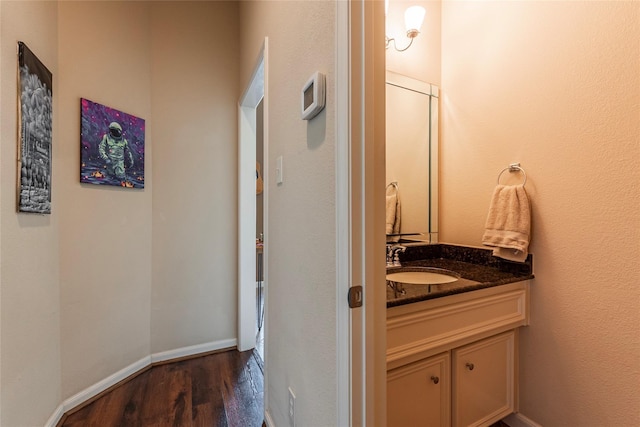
<box><xmin>301</xmin><ymin>71</ymin><xmax>326</xmax><ymax>120</ymax></box>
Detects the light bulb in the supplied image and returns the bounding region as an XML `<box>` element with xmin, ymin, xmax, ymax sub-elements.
<box><xmin>404</xmin><ymin>5</ymin><xmax>425</xmax><ymax>37</ymax></box>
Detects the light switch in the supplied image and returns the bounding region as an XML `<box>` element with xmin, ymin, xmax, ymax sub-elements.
<box><xmin>276</xmin><ymin>156</ymin><xmax>283</xmax><ymax>184</ymax></box>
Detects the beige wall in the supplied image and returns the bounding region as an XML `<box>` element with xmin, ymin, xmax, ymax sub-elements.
<box><xmin>58</xmin><ymin>0</ymin><xmax>153</xmax><ymax>400</ymax></box>
<box><xmin>0</xmin><ymin>1</ymin><xmax>61</xmax><ymax>425</ymax></box>
<box><xmin>441</xmin><ymin>2</ymin><xmax>640</xmax><ymax>425</ymax></box>
<box><xmin>386</xmin><ymin>0</ymin><xmax>441</xmax><ymax>86</ymax></box>
<box><xmin>240</xmin><ymin>1</ymin><xmax>337</xmax><ymax>425</ymax></box>
<box><xmin>150</xmin><ymin>1</ymin><xmax>239</xmax><ymax>353</ymax></box>
<box><xmin>1</xmin><ymin>1</ymin><xmax>240</xmax><ymax>424</ymax></box>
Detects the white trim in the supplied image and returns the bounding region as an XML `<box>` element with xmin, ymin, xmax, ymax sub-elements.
<box><xmin>240</xmin><ymin>47</ymin><xmax>265</xmax><ymax>107</ymax></box>
<box><xmin>264</xmin><ymin>409</ymin><xmax>276</xmax><ymax>427</ymax></box>
<box><xmin>348</xmin><ymin>1</ymin><xmax>387</xmax><ymax>425</ymax></box>
<box><xmin>150</xmin><ymin>338</ymin><xmax>237</xmax><ymax>364</ymax></box>
<box><xmin>335</xmin><ymin>0</ymin><xmax>351</xmax><ymax>426</ymax></box>
<box><xmin>238</xmin><ymin>41</ymin><xmax>267</xmax><ymax>352</ymax></box>
<box><xmin>261</xmin><ymin>38</ymin><xmax>270</xmax><ymax>423</ymax></box>
<box><xmin>46</xmin><ymin>339</ymin><xmax>238</xmax><ymax>424</ymax></box>
<box><xmin>504</xmin><ymin>413</ymin><xmax>543</xmax><ymax>427</ymax></box>
<box><xmin>44</xmin><ymin>405</ymin><xmax>64</xmax><ymax>427</ymax></box>
<box><xmin>238</xmin><ymin>104</ymin><xmax>258</xmax><ymax>351</ymax></box>
<box><xmin>61</xmin><ymin>355</ymin><xmax>151</xmax><ymax>414</ymax></box>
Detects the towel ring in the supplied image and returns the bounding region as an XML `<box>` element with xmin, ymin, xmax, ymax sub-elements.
<box><xmin>497</xmin><ymin>163</ymin><xmax>527</xmax><ymax>186</ymax></box>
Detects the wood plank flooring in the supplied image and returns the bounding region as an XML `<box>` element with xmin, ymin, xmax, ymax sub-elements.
<box><xmin>59</xmin><ymin>347</ymin><xmax>513</xmax><ymax>427</ymax></box>
<box><xmin>61</xmin><ymin>349</ymin><xmax>264</xmax><ymax>427</ymax></box>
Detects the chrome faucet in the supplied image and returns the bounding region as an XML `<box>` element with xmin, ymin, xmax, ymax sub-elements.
<box><xmin>386</xmin><ymin>245</ymin><xmax>406</xmax><ymax>267</ymax></box>
<box><xmin>386</xmin><ymin>245</ymin><xmax>394</xmax><ymax>267</ymax></box>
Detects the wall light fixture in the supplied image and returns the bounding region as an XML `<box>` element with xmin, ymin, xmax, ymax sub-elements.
<box><xmin>385</xmin><ymin>5</ymin><xmax>426</xmax><ymax>52</ymax></box>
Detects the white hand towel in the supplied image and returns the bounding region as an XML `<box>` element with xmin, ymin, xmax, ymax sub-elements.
<box><xmin>386</xmin><ymin>184</ymin><xmax>401</xmax><ymax>235</ymax></box>
<box><xmin>482</xmin><ymin>184</ymin><xmax>531</xmax><ymax>262</ymax></box>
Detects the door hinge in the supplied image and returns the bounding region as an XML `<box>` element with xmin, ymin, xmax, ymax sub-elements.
<box><xmin>348</xmin><ymin>286</ymin><xmax>363</xmax><ymax>308</ymax></box>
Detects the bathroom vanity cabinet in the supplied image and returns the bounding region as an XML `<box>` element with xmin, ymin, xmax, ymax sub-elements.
<box><xmin>387</xmin><ymin>281</ymin><xmax>529</xmax><ymax>427</ymax></box>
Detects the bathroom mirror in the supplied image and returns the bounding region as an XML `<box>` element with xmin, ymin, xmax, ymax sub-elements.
<box><xmin>386</xmin><ymin>71</ymin><xmax>439</xmax><ymax>243</ymax></box>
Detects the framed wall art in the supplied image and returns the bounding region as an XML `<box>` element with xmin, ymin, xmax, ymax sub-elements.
<box><xmin>80</xmin><ymin>98</ymin><xmax>145</xmax><ymax>188</ymax></box>
<box><xmin>18</xmin><ymin>41</ymin><xmax>52</xmax><ymax>214</ymax></box>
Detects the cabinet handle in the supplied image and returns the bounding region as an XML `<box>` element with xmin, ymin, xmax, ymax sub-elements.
<box><xmin>430</xmin><ymin>376</ymin><xmax>439</xmax><ymax>384</ymax></box>
<box><xmin>465</xmin><ymin>363</ymin><xmax>475</xmax><ymax>371</ymax></box>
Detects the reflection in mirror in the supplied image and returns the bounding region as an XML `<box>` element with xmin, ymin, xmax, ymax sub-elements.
<box><xmin>386</xmin><ymin>71</ymin><xmax>438</xmax><ymax>243</ymax></box>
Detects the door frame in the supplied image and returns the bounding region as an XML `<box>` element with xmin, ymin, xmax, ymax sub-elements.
<box><xmin>238</xmin><ymin>39</ymin><xmax>268</xmax><ymax>353</ymax></box>
<box><xmin>337</xmin><ymin>1</ymin><xmax>386</xmax><ymax>425</ymax></box>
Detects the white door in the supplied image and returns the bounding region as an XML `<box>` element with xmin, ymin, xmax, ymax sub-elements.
<box><xmin>338</xmin><ymin>1</ymin><xmax>387</xmax><ymax>425</ymax></box>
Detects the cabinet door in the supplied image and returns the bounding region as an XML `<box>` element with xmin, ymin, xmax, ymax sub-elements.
<box><xmin>452</xmin><ymin>331</ymin><xmax>515</xmax><ymax>427</ymax></box>
<box><xmin>388</xmin><ymin>352</ymin><xmax>450</xmax><ymax>427</ymax></box>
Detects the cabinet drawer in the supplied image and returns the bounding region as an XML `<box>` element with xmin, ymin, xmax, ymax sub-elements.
<box><xmin>387</xmin><ymin>283</ymin><xmax>528</xmax><ymax>368</ymax></box>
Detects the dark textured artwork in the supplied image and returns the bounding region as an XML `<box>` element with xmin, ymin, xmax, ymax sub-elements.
<box><xmin>18</xmin><ymin>42</ymin><xmax>52</xmax><ymax>214</ymax></box>
<box><xmin>80</xmin><ymin>98</ymin><xmax>145</xmax><ymax>188</ymax></box>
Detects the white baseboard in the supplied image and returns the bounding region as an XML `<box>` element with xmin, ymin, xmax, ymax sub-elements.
<box><xmin>62</xmin><ymin>355</ymin><xmax>151</xmax><ymax>415</ymax></box>
<box><xmin>264</xmin><ymin>409</ymin><xmax>275</xmax><ymax>427</ymax></box>
<box><xmin>150</xmin><ymin>338</ymin><xmax>237</xmax><ymax>364</ymax></box>
<box><xmin>504</xmin><ymin>412</ymin><xmax>543</xmax><ymax>427</ymax></box>
<box><xmin>44</xmin><ymin>404</ymin><xmax>64</xmax><ymax>427</ymax></box>
<box><xmin>46</xmin><ymin>338</ymin><xmax>237</xmax><ymax>426</ymax></box>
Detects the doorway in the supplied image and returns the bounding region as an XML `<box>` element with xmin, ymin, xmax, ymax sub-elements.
<box><xmin>238</xmin><ymin>39</ymin><xmax>268</xmax><ymax>362</ymax></box>
<box><xmin>255</xmin><ymin>99</ymin><xmax>265</xmax><ymax>360</ymax></box>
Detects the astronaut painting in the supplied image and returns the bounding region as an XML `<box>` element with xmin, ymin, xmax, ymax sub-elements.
<box><xmin>80</xmin><ymin>98</ymin><xmax>145</xmax><ymax>188</ymax></box>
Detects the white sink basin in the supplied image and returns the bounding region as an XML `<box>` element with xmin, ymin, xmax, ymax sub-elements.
<box><xmin>386</xmin><ymin>270</ymin><xmax>459</xmax><ymax>285</ymax></box>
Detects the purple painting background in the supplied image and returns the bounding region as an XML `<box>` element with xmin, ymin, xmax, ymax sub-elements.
<box><xmin>80</xmin><ymin>98</ymin><xmax>145</xmax><ymax>188</ymax></box>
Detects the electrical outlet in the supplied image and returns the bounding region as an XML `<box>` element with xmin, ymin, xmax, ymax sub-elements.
<box><xmin>288</xmin><ymin>387</ymin><xmax>296</xmax><ymax>427</ymax></box>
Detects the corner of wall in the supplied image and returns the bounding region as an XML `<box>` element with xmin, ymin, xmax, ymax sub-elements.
<box><xmin>1</xmin><ymin>1</ymin><xmax>62</xmax><ymax>425</ymax></box>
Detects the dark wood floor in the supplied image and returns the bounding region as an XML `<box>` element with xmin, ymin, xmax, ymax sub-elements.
<box><xmin>59</xmin><ymin>346</ymin><xmax>513</xmax><ymax>427</ymax></box>
<box><xmin>60</xmin><ymin>349</ymin><xmax>264</xmax><ymax>427</ymax></box>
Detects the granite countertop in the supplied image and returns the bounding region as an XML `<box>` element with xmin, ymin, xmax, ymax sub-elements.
<box><xmin>386</xmin><ymin>243</ymin><xmax>534</xmax><ymax>308</ymax></box>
